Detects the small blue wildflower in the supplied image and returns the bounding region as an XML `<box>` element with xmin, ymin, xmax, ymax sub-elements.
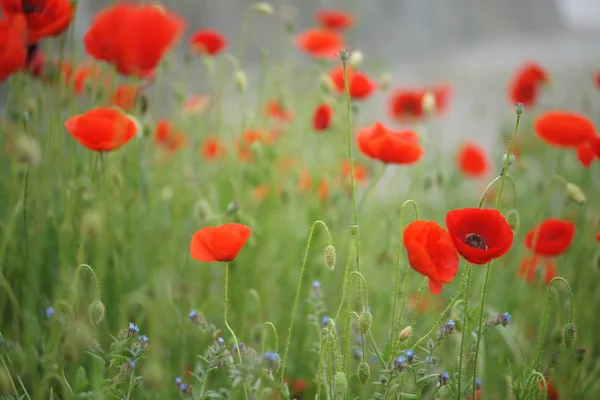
<box><xmin>476</xmin><ymin>377</ymin><xmax>481</xmax><ymax>390</ymax></box>
<box><xmin>485</xmin><ymin>312</ymin><xmax>512</xmax><ymax>327</ymax></box>
<box><xmin>503</xmin><ymin>312</ymin><xmax>512</xmax><ymax>324</ymax></box>
<box><xmin>321</xmin><ymin>316</ymin><xmax>330</xmax><ymax>326</ymax></box>
<box><xmin>45</xmin><ymin>306</ymin><xmax>55</xmax><ymax>319</ymax></box>
<box><xmin>393</xmin><ymin>355</ymin><xmax>406</xmax><ymax>371</ymax></box>
<box><xmin>439</xmin><ymin>371</ymin><xmax>450</xmax><ymax>385</ymax></box>
<box><xmin>355</xmin><ymin>335</ymin><xmax>362</xmax><ymax>345</ymax></box>
<box><xmin>312</xmin><ymin>280</ymin><xmax>321</xmax><ymax>290</ymax></box>
<box><xmin>440</xmin><ymin>319</ymin><xmax>455</xmax><ymax>336</ymax></box>
<box><xmin>129</xmin><ymin>359</ymin><xmax>135</xmax><ymax>368</ymax></box>
<box><xmin>127</xmin><ymin>322</ymin><xmax>139</xmax><ymax>337</ymax></box>
<box><xmin>354</xmin><ymin>349</ymin><xmax>363</xmax><ymax>360</ymax></box>
<box><xmin>405</xmin><ymin>349</ymin><xmax>415</xmax><ymax>363</ymax></box>
<box><xmin>175</xmin><ymin>376</ymin><xmax>182</xmax><ymax>386</ymax></box>
<box><xmin>217</xmin><ymin>337</ymin><xmax>225</xmax><ymax>345</ymax></box>
<box><xmin>139</xmin><ymin>335</ymin><xmax>149</xmax><ymax>344</ymax></box>
<box><xmin>233</xmin><ymin>343</ymin><xmax>245</xmax><ymax>354</ymax></box>
<box><xmin>189</xmin><ymin>310</ymin><xmax>197</xmax><ymax>319</ymax></box>
<box><xmin>264</xmin><ymin>351</ymin><xmax>279</xmax><ymax>362</ymax></box>
<box><xmin>180</xmin><ymin>383</ymin><xmax>188</xmax><ymax>392</ymax></box>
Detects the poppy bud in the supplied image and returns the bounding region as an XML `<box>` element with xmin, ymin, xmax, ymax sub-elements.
<box><xmin>379</xmin><ymin>72</ymin><xmax>392</xmax><ymax>91</ymax></box>
<box><xmin>399</xmin><ymin>326</ymin><xmax>412</xmax><ymax>341</ymax></box>
<box><xmin>349</xmin><ymin>224</ymin><xmax>358</xmax><ymax>237</ymax></box>
<box><xmin>333</xmin><ymin>372</ymin><xmax>347</xmax><ymax>398</ymax></box>
<box><xmin>421</xmin><ymin>92</ymin><xmax>436</xmax><ymax>116</ymax></box>
<box><xmin>358</xmin><ymin>311</ymin><xmax>372</xmax><ymax>334</ymax></box>
<box><xmin>502</xmin><ymin>153</ymin><xmax>516</xmax><ymax>167</ymax></box>
<box><xmin>348</xmin><ymin>50</ymin><xmax>363</xmax><ymax>68</ymax></box>
<box><xmin>252</xmin><ymin>2</ymin><xmax>274</xmax><ymax>15</ymax></box>
<box><xmin>324</xmin><ymin>245</ymin><xmax>336</xmax><ymax>271</ymax></box>
<box><xmin>81</xmin><ymin>209</ymin><xmax>103</xmax><ymax>240</ymax></box>
<box><xmin>357</xmin><ymin>362</ymin><xmax>370</xmax><ymax>385</ymax></box>
<box><xmin>565</xmin><ymin>183</ymin><xmax>586</xmax><ymax>205</ymax></box>
<box><xmin>506</xmin><ymin>209</ymin><xmax>520</xmax><ymax>232</ymax></box>
<box><xmin>226</xmin><ymin>201</ymin><xmax>239</xmax><ymax>215</ymax></box>
<box><xmin>515</xmin><ymin>102</ymin><xmax>525</xmax><ymax>116</ymax></box>
<box><xmin>563</xmin><ymin>323</ymin><xmax>576</xmax><ymax>348</ymax></box>
<box><xmin>339</xmin><ymin>49</ymin><xmax>349</xmax><ymax>62</ymax></box>
<box><xmin>14</xmin><ymin>133</ymin><xmax>41</xmax><ymax>166</ymax></box>
<box><xmin>88</xmin><ymin>299</ymin><xmax>106</xmax><ymax>326</ymax></box>
<box><xmin>234</xmin><ymin>69</ymin><xmax>248</xmax><ymax>93</ymax></box>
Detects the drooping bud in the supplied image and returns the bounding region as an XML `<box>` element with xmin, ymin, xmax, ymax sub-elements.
<box><xmin>88</xmin><ymin>299</ymin><xmax>106</xmax><ymax>326</ymax></box>
<box><xmin>348</xmin><ymin>50</ymin><xmax>363</xmax><ymax>68</ymax></box>
<box><xmin>358</xmin><ymin>311</ymin><xmax>372</xmax><ymax>334</ymax></box>
<box><xmin>324</xmin><ymin>245</ymin><xmax>336</xmax><ymax>271</ymax></box>
<box><xmin>333</xmin><ymin>372</ymin><xmax>347</xmax><ymax>399</ymax></box>
<box><xmin>565</xmin><ymin>183</ymin><xmax>586</xmax><ymax>205</ymax></box>
<box><xmin>251</xmin><ymin>2</ymin><xmax>274</xmax><ymax>15</ymax></box>
<box><xmin>563</xmin><ymin>323</ymin><xmax>577</xmax><ymax>348</ymax></box>
<box><xmin>14</xmin><ymin>133</ymin><xmax>41</xmax><ymax>166</ymax></box>
<box><xmin>234</xmin><ymin>69</ymin><xmax>248</xmax><ymax>93</ymax></box>
<box><xmin>506</xmin><ymin>209</ymin><xmax>520</xmax><ymax>232</ymax></box>
<box><xmin>357</xmin><ymin>362</ymin><xmax>370</xmax><ymax>385</ymax></box>
<box><xmin>81</xmin><ymin>209</ymin><xmax>103</xmax><ymax>240</ymax></box>
<box><xmin>399</xmin><ymin>326</ymin><xmax>412</xmax><ymax>341</ymax></box>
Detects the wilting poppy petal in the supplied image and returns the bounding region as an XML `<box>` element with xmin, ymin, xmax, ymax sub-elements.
<box><xmin>357</xmin><ymin>122</ymin><xmax>423</xmax><ymax>165</ymax></box>
<box><xmin>508</xmin><ymin>62</ymin><xmax>549</xmax><ymax>107</ymax></box>
<box><xmin>190</xmin><ymin>223</ymin><xmax>251</xmax><ymax>262</ymax></box>
<box><xmin>0</xmin><ymin>14</ymin><xmax>27</xmax><ymax>82</ymax></box>
<box><xmin>295</xmin><ymin>28</ymin><xmax>343</xmax><ymax>60</ymax></box>
<box><xmin>458</xmin><ymin>143</ymin><xmax>489</xmax><ymax>177</ymax></box>
<box><xmin>189</xmin><ymin>29</ymin><xmax>227</xmax><ymax>56</ymax></box>
<box><xmin>404</xmin><ymin>220</ymin><xmax>459</xmax><ymax>294</ymax></box>
<box><xmin>524</xmin><ymin>219</ymin><xmax>575</xmax><ymax>257</ymax></box>
<box><xmin>576</xmin><ymin>142</ymin><xmax>595</xmax><ymax>168</ymax></box>
<box><xmin>64</xmin><ymin>107</ymin><xmax>138</xmax><ymax>152</ymax></box>
<box><xmin>315</xmin><ymin>9</ymin><xmax>354</xmax><ymax>30</ymax></box>
<box><xmin>534</xmin><ymin>110</ymin><xmax>595</xmax><ymax>148</ymax></box>
<box><xmin>312</xmin><ymin>103</ymin><xmax>333</xmax><ymax>131</ymax></box>
<box><xmin>445</xmin><ymin>208</ymin><xmax>514</xmax><ymax>265</ymax></box>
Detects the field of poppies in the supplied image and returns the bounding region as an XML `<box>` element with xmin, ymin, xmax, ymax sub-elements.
<box><xmin>1</xmin><ymin>1</ymin><xmax>600</xmax><ymax>399</ymax></box>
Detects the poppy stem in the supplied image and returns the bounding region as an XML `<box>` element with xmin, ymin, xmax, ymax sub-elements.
<box><xmin>72</xmin><ymin>263</ymin><xmax>102</xmax><ymax>311</ymax></box>
<box><xmin>534</xmin><ymin>277</ymin><xmax>574</xmax><ymax>370</ymax></box>
<box><xmin>280</xmin><ymin>220</ymin><xmax>332</xmax><ymax>381</ymax></box>
<box><xmin>316</xmin><ymin>327</ymin><xmax>328</xmax><ymax>399</ymax></box>
<box><xmin>223</xmin><ymin>262</ymin><xmax>248</xmax><ymax>399</ymax></box>
<box><xmin>456</xmin><ymin>263</ymin><xmax>472</xmax><ymax>398</ymax></box>
<box><xmin>357</xmin><ymin>164</ymin><xmax>387</xmax><ymax>212</ymax></box>
<box><xmin>340</xmin><ymin>50</ymin><xmax>361</xmax><ymax>273</ymax></box>
<box><xmin>471</xmin><ymin>108</ymin><xmax>522</xmax><ymax>396</ymax></box>
<box><xmin>524</xmin><ymin>371</ymin><xmax>547</xmax><ymax>398</ymax></box>
<box><xmin>478</xmin><ymin>173</ymin><xmax>517</xmax><ymax>209</ymax></box>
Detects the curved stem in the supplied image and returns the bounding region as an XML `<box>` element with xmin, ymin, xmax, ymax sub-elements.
<box><xmin>456</xmin><ymin>263</ymin><xmax>472</xmax><ymax>397</ymax></box>
<box><xmin>478</xmin><ymin>174</ymin><xmax>517</xmax><ymax>209</ymax></box>
<box><xmin>280</xmin><ymin>220</ymin><xmax>331</xmax><ymax>380</ymax></box>
<box><xmin>73</xmin><ymin>264</ymin><xmax>102</xmax><ymax>304</ymax></box>
<box><xmin>525</xmin><ymin>371</ymin><xmax>547</xmax><ymax>400</ymax></box>
<box><xmin>261</xmin><ymin>321</ymin><xmax>279</xmax><ymax>354</ymax></box>
<box><xmin>358</xmin><ymin>164</ymin><xmax>387</xmax><ymax>212</ymax></box>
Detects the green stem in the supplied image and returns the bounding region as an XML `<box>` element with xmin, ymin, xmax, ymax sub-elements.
<box><xmin>368</xmin><ymin>331</ymin><xmax>387</xmax><ymax>368</ymax></box>
<box><xmin>316</xmin><ymin>328</ymin><xmax>327</xmax><ymax>400</ymax></box>
<box><xmin>358</xmin><ymin>164</ymin><xmax>387</xmax><ymax>212</ymax></box>
<box><xmin>73</xmin><ymin>263</ymin><xmax>102</xmax><ymax>304</ymax></box>
<box><xmin>534</xmin><ymin>277</ymin><xmax>574</xmax><ymax>369</ymax></box>
<box><xmin>456</xmin><ymin>263</ymin><xmax>472</xmax><ymax>397</ymax></box>
<box><xmin>478</xmin><ymin>173</ymin><xmax>517</xmax><ymax>209</ymax></box>
<box><xmin>525</xmin><ymin>371</ymin><xmax>547</xmax><ymax>400</ymax></box>
<box><xmin>22</xmin><ymin>167</ymin><xmax>30</xmax><ymax>274</ymax></box>
<box><xmin>471</xmin><ymin>111</ymin><xmax>522</xmax><ymax>396</ymax></box>
<box><xmin>280</xmin><ymin>220</ymin><xmax>332</xmax><ymax>380</ymax></box>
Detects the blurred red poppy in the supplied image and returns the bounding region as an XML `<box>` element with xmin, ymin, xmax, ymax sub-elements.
<box><xmin>589</xmin><ymin>135</ymin><xmax>600</xmax><ymax>159</ymax></box>
<box><xmin>357</xmin><ymin>122</ymin><xmax>424</xmax><ymax>165</ymax></box>
<box><xmin>445</xmin><ymin>208</ymin><xmax>513</xmax><ymax>265</ymax></box>
<box><xmin>154</xmin><ymin>118</ymin><xmax>186</xmax><ymax>152</ymax></box>
<box><xmin>534</xmin><ymin>110</ymin><xmax>595</xmax><ymax>148</ymax></box>
<box><xmin>508</xmin><ymin>62</ymin><xmax>549</xmax><ymax>107</ymax></box>
<box><xmin>183</xmin><ymin>94</ymin><xmax>210</xmax><ymax>114</ymax></box>
<box><xmin>0</xmin><ymin>14</ymin><xmax>26</xmax><ymax>82</ymax></box>
<box><xmin>64</xmin><ymin>107</ymin><xmax>138</xmax><ymax>152</ymax></box>
<box><xmin>595</xmin><ymin>70</ymin><xmax>600</xmax><ymax>89</ymax></box>
<box><xmin>389</xmin><ymin>84</ymin><xmax>450</xmax><ymax>121</ymax></box>
<box><xmin>315</xmin><ymin>9</ymin><xmax>355</xmax><ymax>30</ymax></box>
<box><xmin>189</xmin><ymin>29</ymin><xmax>227</xmax><ymax>56</ymax></box>
<box><xmin>596</xmin><ymin>233</ymin><xmax>600</xmax><ymax>243</ymax></box>
<box><xmin>341</xmin><ymin>160</ymin><xmax>368</xmax><ymax>184</ymax></box>
<box><xmin>524</xmin><ymin>219</ymin><xmax>575</xmax><ymax>257</ymax></box>
<box><xmin>0</xmin><ymin>0</ymin><xmax>74</xmax><ymax>43</ymax></box>
<box><xmin>312</xmin><ymin>103</ymin><xmax>333</xmax><ymax>131</ymax></box>
<box><xmin>72</xmin><ymin>64</ymin><xmax>110</xmax><ymax>95</ymax></box>
<box><xmin>518</xmin><ymin>254</ymin><xmax>556</xmax><ymax>285</ymax></box>
<box><xmin>112</xmin><ymin>84</ymin><xmax>139</xmax><ymax>112</ymax></box>
<box><xmin>317</xmin><ymin>179</ymin><xmax>330</xmax><ymax>201</ymax></box>
<box><xmin>190</xmin><ymin>223</ymin><xmax>251</xmax><ymax>262</ymax></box>
<box><xmin>404</xmin><ymin>220</ymin><xmax>459</xmax><ymax>294</ymax></box>
<box><xmin>329</xmin><ymin>66</ymin><xmax>375</xmax><ymax>100</ymax></box>
<box><xmin>298</xmin><ymin>170</ymin><xmax>312</xmax><ymax>193</ymax></box>
<box><xmin>84</xmin><ymin>3</ymin><xmax>185</xmax><ymax>77</ymax></box>
<box><xmin>295</xmin><ymin>28</ymin><xmax>343</xmax><ymax>60</ymax></box>
<box><xmin>265</xmin><ymin>100</ymin><xmax>293</xmax><ymax>122</ymax></box>
<box><xmin>201</xmin><ymin>136</ymin><xmax>227</xmax><ymax>160</ymax></box>
<box><xmin>458</xmin><ymin>143</ymin><xmax>489</xmax><ymax>177</ymax></box>
<box><xmin>576</xmin><ymin>142</ymin><xmax>595</xmax><ymax>168</ymax></box>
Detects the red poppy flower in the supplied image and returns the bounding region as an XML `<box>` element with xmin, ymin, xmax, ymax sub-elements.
<box><xmin>294</xmin><ymin>28</ymin><xmax>344</xmax><ymax>60</ymax></box>
<box><xmin>154</xmin><ymin>118</ymin><xmax>186</xmax><ymax>152</ymax></box>
<box><xmin>544</xmin><ymin>379</ymin><xmax>559</xmax><ymax>400</ymax></box>
<box><xmin>388</xmin><ymin>84</ymin><xmax>450</xmax><ymax>121</ymax></box>
<box><xmin>112</xmin><ymin>84</ymin><xmax>139</xmax><ymax>112</ymax></box>
<box><xmin>596</xmin><ymin>233</ymin><xmax>600</xmax><ymax>243</ymax></box>
<box><xmin>445</xmin><ymin>208</ymin><xmax>514</xmax><ymax>265</ymax></box>
<box><xmin>189</xmin><ymin>223</ymin><xmax>251</xmax><ymax>262</ymax></box>
<box><xmin>457</xmin><ymin>142</ymin><xmax>489</xmax><ymax>177</ymax></box>
<box><xmin>403</xmin><ymin>220</ymin><xmax>459</xmax><ymax>294</ymax></box>
<box><xmin>183</xmin><ymin>94</ymin><xmax>210</xmax><ymax>114</ymax></box>
<box><xmin>84</xmin><ymin>3</ymin><xmax>185</xmax><ymax>77</ymax></box>
<box><xmin>315</xmin><ymin>9</ymin><xmax>355</xmax><ymax>30</ymax></box>
<box><xmin>508</xmin><ymin>62</ymin><xmax>549</xmax><ymax>107</ymax></box>
<box><xmin>518</xmin><ymin>254</ymin><xmax>556</xmax><ymax>285</ymax></box>
<box><xmin>312</xmin><ymin>103</ymin><xmax>333</xmax><ymax>131</ymax></box>
<box><xmin>189</xmin><ymin>29</ymin><xmax>227</xmax><ymax>56</ymax></box>
<box><xmin>265</xmin><ymin>99</ymin><xmax>293</xmax><ymax>122</ymax></box>
<box><xmin>576</xmin><ymin>142</ymin><xmax>595</xmax><ymax>168</ymax></box>
<box><xmin>534</xmin><ymin>110</ymin><xmax>595</xmax><ymax>148</ymax></box>
<box><xmin>64</xmin><ymin>107</ymin><xmax>138</xmax><ymax>152</ymax></box>
<box><xmin>201</xmin><ymin>136</ymin><xmax>227</xmax><ymax>160</ymax></box>
<box><xmin>524</xmin><ymin>219</ymin><xmax>575</xmax><ymax>257</ymax></box>
<box><xmin>589</xmin><ymin>135</ymin><xmax>600</xmax><ymax>159</ymax></box>
<box><xmin>329</xmin><ymin>66</ymin><xmax>375</xmax><ymax>100</ymax></box>
<box><xmin>341</xmin><ymin>160</ymin><xmax>368</xmax><ymax>184</ymax></box>
<box><xmin>0</xmin><ymin>14</ymin><xmax>27</xmax><ymax>82</ymax></box>
<box><xmin>357</xmin><ymin>122</ymin><xmax>424</xmax><ymax>165</ymax></box>
<box><xmin>317</xmin><ymin>179</ymin><xmax>330</xmax><ymax>201</ymax></box>
<box><xmin>0</xmin><ymin>0</ymin><xmax>74</xmax><ymax>44</ymax></box>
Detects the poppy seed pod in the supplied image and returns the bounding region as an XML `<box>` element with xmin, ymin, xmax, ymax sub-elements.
<box><xmin>565</xmin><ymin>183</ymin><xmax>586</xmax><ymax>205</ymax></box>
<box><xmin>88</xmin><ymin>299</ymin><xmax>106</xmax><ymax>326</ymax></box>
<box><xmin>357</xmin><ymin>362</ymin><xmax>370</xmax><ymax>385</ymax></box>
<box><xmin>358</xmin><ymin>311</ymin><xmax>372</xmax><ymax>334</ymax></box>
<box><xmin>324</xmin><ymin>245</ymin><xmax>336</xmax><ymax>271</ymax></box>
<box><xmin>563</xmin><ymin>323</ymin><xmax>577</xmax><ymax>348</ymax></box>
<box><xmin>333</xmin><ymin>372</ymin><xmax>347</xmax><ymax>398</ymax></box>
<box><xmin>516</xmin><ymin>102</ymin><xmax>525</xmax><ymax>116</ymax></box>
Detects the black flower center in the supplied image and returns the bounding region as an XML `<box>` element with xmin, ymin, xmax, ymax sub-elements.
<box><xmin>26</xmin><ymin>43</ymin><xmax>39</xmax><ymax>64</ymax></box>
<box><xmin>464</xmin><ymin>233</ymin><xmax>487</xmax><ymax>250</ymax></box>
<box><xmin>22</xmin><ymin>2</ymin><xmax>38</xmax><ymax>13</ymax></box>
